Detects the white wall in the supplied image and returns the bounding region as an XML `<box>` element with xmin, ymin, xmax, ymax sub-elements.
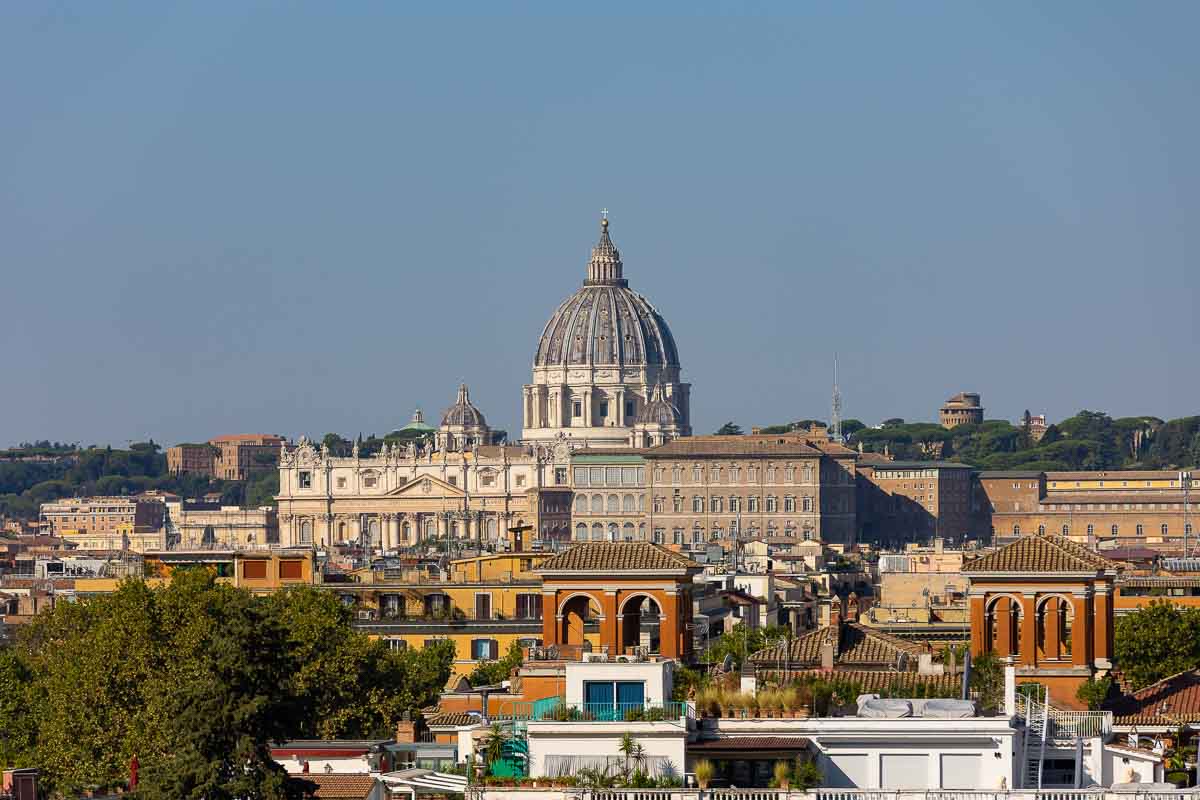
<box><xmin>1101</xmin><ymin>745</ymin><xmax>1162</xmax><ymax>787</ymax></box>
<box><xmin>564</xmin><ymin>660</ymin><xmax>673</xmax><ymax>705</ymax></box>
<box><xmin>526</xmin><ymin>723</ymin><xmax>687</xmax><ymax>779</ymax></box>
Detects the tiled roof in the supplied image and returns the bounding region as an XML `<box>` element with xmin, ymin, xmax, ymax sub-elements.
<box><xmin>1048</xmin><ymin>470</ymin><xmax>1181</xmax><ymax>481</ymax></box>
<box><xmin>962</xmin><ymin>532</ymin><xmax>1117</xmax><ymax>573</ymax></box>
<box><xmin>691</xmin><ymin>736</ymin><xmax>810</xmax><ymax>752</ymax></box>
<box><xmin>1111</xmin><ymin>670</ymin><xmax>1200</xmax><ymax>725</ymax></box>
<box><xmin>289</xmin><ymin>774</ymin><xmax>378</xmax><ymax>799</ymax></box>
<box><xmin>749</xmin><ymin>623</ymin><xmax>924</xmax><ymax>669</ymax></box>
<box><xmin>537</xmin><ymin>542</ymin><xmax>700</xmax><ymax>572</ymax></box>
<box><xmin>1122</xmin><ymin>576</ymin><xmax>1200</xmax><ymax>589</ymax></box>
<box><xmin>425</xmin><ymin>711</ymin><xmax>482</xmax><ymax>727</ymax></box>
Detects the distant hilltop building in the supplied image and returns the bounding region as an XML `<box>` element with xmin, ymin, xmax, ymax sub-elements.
<box><xmin>522</xmin><ymin>216</ymin><xmax>691</xmax><ymax>449</ymax></box>
<box><xmin>167</xmin><ymin>434</ymin><xmax>285</xmax><ymax>481</ymax></box>
<box><xmin>1021</xmin><ymin>409</ymin><xmax>1048</xmax><ymax>442</ymax></box>
<box><xmin>938</xmin><ymin>392</ymin><xmax>983</xmax><ymax>429</ymax></box>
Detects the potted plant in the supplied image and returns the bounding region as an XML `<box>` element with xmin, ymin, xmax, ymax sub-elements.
<box><xmin>758</xmin><ymin>690</ymin><xmax>779</xmax><ymax>718</ymax></box>
<box><xmin>694</xmin><ymin>759</ymin><xmax>715</xmax><ymax>790</ymax></box>
<box><xmin>773</xmin><ymin>760</ymin><xmax>792</xmax><ymax>789</ymax></box>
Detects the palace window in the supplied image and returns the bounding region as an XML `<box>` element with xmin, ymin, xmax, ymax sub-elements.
<box><xmin>748</xmin><ymin>466</ymin><xmax>758</xmax><ymax>481</ymax></box>
<box><xmin>1111</xmin><ymin>524</ymin><xmax>1119</xmax><ymax>537</ymax></box>
<box><xmin>625</xmin><ymin>400</ymin><xmax>635</xmax><ymax>418</ymax></box>
<box><xmin>711</xmin><ymin>466</ymin><xmax>722</xmax><ymax>483</ymax></box>
<box><xmin>599</xmin><ymin>400</ymin><xmax>609</xmax><ymax>418</ymax></box>
<box><xmin>653</xmin><ymin>528</ymin><xmax>664</xmax><ymax>544</ymax></box>
<box><xmin>802</xmin><ymin>496</ymin><xmax>813</xmax><ymax>513</ymax></box>
<box><xmin>653</xmin><ymin>497</ymin><xmax>664</xmax><ymax>513</ymax></box>
<box><xmin>1062</xmin><ymin>525</ymin><xmax>1069</xmax><ymax>536</ymax></box>
<box><xmin>336</xmin><ymin>477</ymin><xmax>346</xmax><ymax>489</ymax></box>
<box><xmin>653</xmin><ymin>467</ymin><xmax>664</xmax><ymax>482</ymax></box>
<box><xmin>573</xmin><ymin>401</ymin><xmax>582</xmax><ymax>417</ymax></box>
<box><xmin>748</xmin><ymin>496</ymin><xmax>759</xmax><ymax>513</ymax></box>
<box><xmin>1087</xmin><ymin>524</ymin><xmax>1094</xmax><ymax>537</ymax></box>
<box><xmin>591</xmin><ymin>495</ymin><xmax>603</xmax><ymax>513</ymax></box>
<box><xmin>607</xmin><ymin>494</ymin><xmax>619</xmax><ymax>513</ymax></box>
<box><xmin>692</xmin><ymin>496</ymin><xmax>704</xmax><ymax>513</ymax></box>
<box><xmin>363</xmin><ymin>473</ymin><xmax>378</xmax><ymax>488</ymax></box>
<box><xmin>623</xmin><ymin>494</ymin><xmax>635</xmax><ymax>513</ymax></box>
<box><xmin>673</xmin><ymin>528</ymin><xmax>683</xmax><ymax>545</ymax></box>
<box><xmin>672</xmin><ymin>466</ymin><xmax>682</xmax><ymax>484</ymax></box>
<box><xmin>693</xmin><ymin>465</ymin><xmax>703</xmax><ymax>483</ymax></box>
<box><xmin>767</xmin><ymin>466</ymin><xmax>777</xmax><ymax>483</ymax></box>
<box><xmin>766</xmin><ymin>496</ymin><xmax>777</xmax><ymax>513</ymax></box>
<box><xmin>804</xmin><ymin>464</ymin><xmax>814</xmax><ymax>483</ymax></box>
<box><xmin>575</xmin><ymin>495</ymin><xmax>588</xmax><ymax>514</ymax></box>
<box><xmin>637</xmin><ymin>495</ymin><xmax>645</xmax><ymax>512</ymax></box>
<box><xmin>710</xmin><ymin>496</ymin><xmax>723</xmax><ymax>513</ymax></box>
<box><xmin>730</xmin><ymin>496</ymin><xmax>740</xmax><ymax>513</ymax></box>
<box><xmin>786</xmin><ymin>466</ymin><xmax>795</xmax><ymax>482</ymax></box>
<box><xmin>299</xmin><ymin>471</ymin><xmax>312</xmax><ymax>489</ymax></box>
<box><xmin>1013</xmin><ymin>525</ymin><xmax>1020</xmax><ymax>536</ymax></box>
<box><xmin>1136</xmin><ymin>524</ymin><xmax>1144</xmax><ymax>537</ymax></box>
<box><xmin>784</xmin><ymin>496</ymin><xmax>795</xmax><ymax>513</ymax></box>
<box><xmin>1162</xmin><ymin>524</ymin><xmax>1169</xmax><ymax>537</ymax></box>
<box><xmin>672</xmin><ymin>495</ymin><xmax>683</xmax><ymax>512</ymax></box>
<box><xmin>1038</xmin><ymin>525</ymin><xmax>1045</xmax><ymax>535</ymax></box>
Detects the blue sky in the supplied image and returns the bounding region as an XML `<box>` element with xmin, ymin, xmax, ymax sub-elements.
<box><xmin>2</xmin><ymin>3</ymin><xmax>1197</xmax><ymax>447</ymax></box>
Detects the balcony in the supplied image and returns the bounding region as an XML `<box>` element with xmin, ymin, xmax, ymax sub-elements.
<box><xmin>527</xmin><ymin>701</ymin><xmax>690</xmax><ymax>723</ymax></box>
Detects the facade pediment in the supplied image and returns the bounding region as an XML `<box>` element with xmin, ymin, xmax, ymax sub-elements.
<box><xmin>386</xmin><ymin>475</ymin><xmax>465</xmax><ymax>498</ymax></box>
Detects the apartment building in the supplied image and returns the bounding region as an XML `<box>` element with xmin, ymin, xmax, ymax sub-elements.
<box><xmin>168</xmin><ymin>434</ymin><xmax>285</xmax><ymax>480</ymax></box>
<box><xmin>40</xmin><ymin>496</ymin><xmax>165</xmax><ymax>544</ymax></box>
<box><xmin>856</xmin><ymin>459</ymin><xmax>974</xmax><ymax>544</ymax></box>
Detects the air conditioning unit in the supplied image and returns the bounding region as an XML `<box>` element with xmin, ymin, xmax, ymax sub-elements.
<box><xmin>584</xmin><ymin>653</ymin><xmax>608</xmax><ymax>663</ymax></box>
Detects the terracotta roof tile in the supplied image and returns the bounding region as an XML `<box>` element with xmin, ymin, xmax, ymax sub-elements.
<box><xmin>1111</xmin><ymin>670</ymin><xmax>1200</xmax><ymax>726</ymax></box>
<box><xmin>750</xmin><ymin>668</ymin><xmax>964</xmax><ymax>695</ymax></box>
<box><xmin>691</xmin><ymin>736</ymin><xmax>810</xmax><ymax>752</ymax></box>
<box><xmin>425</xmin><ymin>711</ymin><xmax>482</xmax><ymax>727</ymax></box>
<box><xmin>289</xmin><ymin>774</ymin><xmax>378</xmax><ymax>799</ymax></box>
<box><xmin>962</xmin><ymin>532</ymin><xmax>1117</xmax><ymax>573</ymax></box>
<box><xmin>537</xmin><ymin>542</ymin><xmax>700</xmax><ymax>572</ymax></box>
<box><xmin>749</xmin><ymin>623</ymin><xmax>924</xmax><ymax>669</ymax></box>
<box><xmin>646</xmin><ymin>436</ymin><xmax>822</xmax><ymax>457</ymax></box>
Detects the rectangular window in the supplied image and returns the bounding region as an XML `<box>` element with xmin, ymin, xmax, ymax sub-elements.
<box><xmin>516</xmin><ymin>593</ymin><xmax>542</xmax><ymax>620</ymax></box>
<box><xmin>606</xmin><ymin>467</ymin><xmax>621</xmax><ymax>485</ymax></box>
<box><xmin>279</xmin><ymin>560</ymin><xmax>303</xmax><ymax>580</ymax></box>
<box><xmin>471</xmin><ymin>638</ymin><xmax>498</xmax><ymax>660</ymax></box>
<box><xmin>573</xmin><ymin>401</ymin><xmax>582</xmax><ymax>417</ymax></box>
<box><xmin>554</xmin><ymin>467</ymin><xmax>567</xmax><ymax>485</ymax></box>
<box><xmin>387</xmin><ymin>639</ymin><xmax>408</xmax><ymax>652</ymax></box>
<box><xmin>574</xmin><ymin>468</ymin><xmax>589</xmax><ymax>487</ymax></box>
<box><xmin>599</xmin><ymin>400</ymin><xmax>609</xmax><ymax>418</ymax></box>
<box><xmin>241</xmin><ymin>560</ymin><xmax>267</xmax><ymax>580</ymax></box>
<box><xmin>625</xmin><ymin>401</ymin><xmax>634</xmax><ymax>418</ymax></box>
<box><xmin>298</xmin><ymin>471</ymin><xmax>312</xmax><ymax>489</ymax></box>
<box><xmin>475</xmin><ymin>593</ymin><xmax>492</xmax><ymax>620</ymax></box>
<box><xmin>622</xmin><ymin>467</ymin><xmax>638</xmax><ymax>485</ymax></box>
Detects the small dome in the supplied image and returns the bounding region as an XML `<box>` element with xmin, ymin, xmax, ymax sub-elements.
<box><xmin>534</xmin><ymin>218</ymin><xmax>680</xmax><ymax>369</ymax></box>
<box><xmin>636</xmin><ymin>384</ymin><xmax>682</xmax><ymax>427</ymax></box>
<box><xmin>441</xmin><ymin>384</ymin><xmax>487</xmax><ymax>429</ymax></box>
<box><xmin>392</xmin><ymin>408</ymin><xmax>435</xmax><ymax>436</ymax></box>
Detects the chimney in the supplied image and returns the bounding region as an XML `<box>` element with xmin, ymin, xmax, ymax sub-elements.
<box><xmin>822</xmin><ymin>597</ymin><xmax>842</xmax><ymax>670</ymax></box>
<box><xmin>395</xmin><ymin>712</ymin><xmax>416</xmax><ymax>743</ymax></box>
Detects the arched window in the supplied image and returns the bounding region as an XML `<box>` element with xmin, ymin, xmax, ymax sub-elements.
<box><xmin>1013</xmin><ymin>524</ymin><xmax>1020</xmax><ymax>536</ymax></box>
<box><xmin>591</xmin><ymin>494</ymin><xmax>603</xmax><ymax>513</ymax></box>
<box><xmin>1087</xmin><ymin>524</ymin><xmax>1094</xmax><ymax>537</ymax></box>
<box><xmin>424</xmin><ymin>518</ymin><xmax>436</xmax><ymax>537</ymax></box>
<box><xmin>607</xmin><ymin>494</ymin><xmax>619</xmax><ymax>513</ymax></box>
<box><xmin>338</xmin><ymin>521</ymin><xmax>347</xmax><ymax>541</ymax></box>
<box><xmin>607</xmin><ymin>522</ymin><xmax>619</xmax><ymax>541</ymax></box>
<box><xmin>575</xmin><ymin>495</ymin><xmax>588</xmax><ymax>514</ymax></box>
<box><xmin>1037</xmin><ymin>525</ymin><xmax>1045</xmax><ymax>535</ymax></box>
<box><xmin>202</xmin><ymin>525</ymin><xmax>216</xmax><ymax>545</ymax></box>
<box><xmin>1162</xmin><ymin>523</ymin><xmax>1170</xmax><ymax>538</ymax></box>
<box><xmin>1062</xmin><ymin>524</ymin><xmax>1069</xmax><ymax>536</ymax></box>
<box><xmin>622</xmin><ymin>494</ymin><xmax>635</xmax><ymax>513</ymax></box>
<box><xmin>299</xmin><ymin>519</ymin><xmax>312</xmax><ymax>544</ymax></box>
<box><xmin>637</xmin><ymin>495</ymin><xmax>645</xmax><ymax>512</ymax></box>
<box><xmin>1136</xmin><ymin>524</ymin><xmax>1144</xmax><ymax>537</ymax></box>
<box><xmin>402</xmin><ymin>522</ymin><xmax>412</xmax><ymax>542</ymax></box>
<box><xmin>638</xmin><ymin>522</ymin><xmax>646</xmax><ymax>540</ymax></box>
<box><xmin>622</xmin><ymin>522</ymin><xmax>635</xmax><ymax>540</ymax></box>
<box><xmin>591</xmin><ymin>522</ymin><xmax>604</xmax><ymax>541</ymax></box>
<box><xmin>575</xmin><ymin>523</ymin><xmax>588</xmax><ymax>541</ymax></box>
<box><xmin>486</xmin><ymin>518</ymin><xmax>497</xmax><ymax>538</ymax></box>
<box><xmin>1111</xmin><ymin>524</ymin><xmax>1119</xmax><ymax>537</ymax></box>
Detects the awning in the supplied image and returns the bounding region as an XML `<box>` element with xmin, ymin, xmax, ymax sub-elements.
<box><xmin>689</xmin><ymin>736</ymin><xmax>810</xmax><ymax>758</ymax></box>
<box><xmin>381</xmin><ymin>768</ymin><xmax>469</xmax><ymax>794</ymax></box>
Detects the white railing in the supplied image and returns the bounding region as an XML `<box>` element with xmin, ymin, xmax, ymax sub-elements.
<box><xmin>501</xmin><ymin>790</ymin><xmax>1198</xmax><ymax>800</ymax></box>
<box><xmin>1015</xmin><ymin>693</ymin><xmax>1113</xmax><ymax>742</ymax></box>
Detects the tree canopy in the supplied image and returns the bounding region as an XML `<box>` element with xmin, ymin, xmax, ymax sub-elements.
<box><xmin>0</xmin><ymin>572</ymin><xmax>453</xmax><ymax>797</ymax></box>
<box><xmin>1114</xmin><ymin>601</ymin><xmax>1200</xmax><ymax>690</ymax></box>
<box><xmin>714</xmin><ymin>422</ymin><xmax>744</xmax><ymax>436</ymax></box>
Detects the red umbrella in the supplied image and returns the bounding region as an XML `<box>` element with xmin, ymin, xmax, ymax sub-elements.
<box><xmin>129</xmin><ymin>754</ymin><xmax>139</xmax><ymax>789</ymax></box>
<box><xmin>302</xmin><ymin>760</ymin><xmax>310</xmax><ymax>774</ymax></box>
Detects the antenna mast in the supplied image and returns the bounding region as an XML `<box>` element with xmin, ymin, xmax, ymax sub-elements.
<box><xmin>830</xmin><ymin>354</ymin><xmax>843</xmax><ymax>442</ymax></box>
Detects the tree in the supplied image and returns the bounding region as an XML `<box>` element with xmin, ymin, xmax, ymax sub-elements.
<box><xmin>1114</xmin><ymin>601</ymin><xmax>1200</xmax><ymax>689</ymax></box>
<box><xmin>0</xmin><ymin>650</ymin><xmax>34</xmax><ymax>768</ymax></box>
<box><xmin>704</xmin><ymin>623</ymin><xmax>790</xmax><ymax>670</ymax></box>
<box><xmin>714</xmin><ymin>422</ymin><xmax>743</xmax><ymax>436</ymax></box>
<box><xmin>881</xmin><ymin>418</ymin><xmax>905</xmax><ymax>429</ymax></box>
<box><xmin>1076</xmin><ymin>676</ymin><xmax>1113</xmax><ymax>710</ymax></box>
<box><xmin>468</xmin><ymin>641</ymin><xmax>523</xmax><ymax>687</ymax></box>
<box><xmin>840</xmin><ymin>419</ymin><xmax>866</xmax><ymax>437</ymax></box>
<box><xmin>969</xmin><ymin>652</ymin><xmax>1004</xmax><ymax>713</ymax></box>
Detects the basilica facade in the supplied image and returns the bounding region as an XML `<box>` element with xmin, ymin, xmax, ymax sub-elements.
<box><xmin>522</xmin><ymin>217</ymin><xmax>691</xmax><ymax>449</ymax></box>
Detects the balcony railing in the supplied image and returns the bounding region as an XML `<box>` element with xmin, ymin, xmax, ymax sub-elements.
<box><xmin>529</xmin><ymin>701</ymin><xmax>690</xmax><ymax>723</ymax></box>
<box><xmin>1014</xmin><ymin>694</ymin><xmax>1112</xmax><ymax>741</ymax></box>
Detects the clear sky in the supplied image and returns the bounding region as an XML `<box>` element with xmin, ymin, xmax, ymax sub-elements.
<box><xmin>3</xmin><ymin>2</ymin><xmax>1197</xmax><ymax>448</ymax></box>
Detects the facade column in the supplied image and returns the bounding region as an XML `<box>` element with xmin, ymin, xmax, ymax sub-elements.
<box><xmin>616</xmin><ymin>388</ymin><xmax>625</xmax><ymax>426</ymax></box>
<box><xmin>969</xmin><ymin>594</ymin><xmax>986</xmax><ymax>657</ymax></box>
<box><xmin>600</xmin><ymin>590</ymin><xmax>618</xmax><ymax>655</ymax></box>
<box><xmin>1094</xmin><ymin>585</ymin><xmax>1112</xmax><ymax>665</ymax></box>
<box><xmin>1020</xmin><ymin>595</ymin><xmax>1037</xmax><ymax>666</ymax></box>
<box><xmin>537</xmin><ymin>386</ymin><xmax>548</xmax><ymax>428</ymax></box>
<box><xmin>388</xmin><ymin>515</ymin><xmax>399</xmax><ymax>551</ymax></box>
<box><xmin>584</xmin><ymin>390</ymin><xmax>593</xmax><ymax>428</ymax></box>
<box><xmin>543</xmin><ymin>590</ymin><xmax>558</xmax><ymax>646</ymax></box>
<box><xmin>350</xmin><ymin>516</ymin><xmax>361</xmax><ymax>544</ymax></box>
<box><xmin>995</xmin><ymin>598</ymin><xmax>1012</xmax><ymax>659</ymax></box>
<box><xmin>660</xmin><ymin>590</ymin><xmax>680</xmax><ymax>659</ymax></box>
<box><xmin>523</xmin><ymin>389</ymin><xmax>531</xmax><ymax>428</ymax></box>
<box><xmin>1072</xmin><ymin>594</ymin><xmax>1089</xmax><ymax>667</ymax></box>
